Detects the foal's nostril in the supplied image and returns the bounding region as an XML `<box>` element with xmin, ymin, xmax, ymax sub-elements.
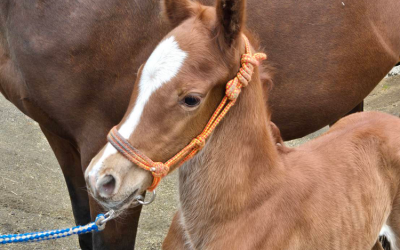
<box><xmin>98</xmin><ymin>175</ymin><xmax>116</xmax><ymax>197</ymax></box>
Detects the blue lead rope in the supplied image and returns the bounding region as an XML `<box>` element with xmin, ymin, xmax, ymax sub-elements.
<box><xmin>0</xmin><ymin>210</ymin><xmax>115</xmax><ymax>245</ymax></box>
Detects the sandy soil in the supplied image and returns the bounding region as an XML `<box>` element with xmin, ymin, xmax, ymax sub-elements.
<box><xmin>1</xmin><ymin>70</ymin><xmax>399</xmax><ymax>250</ymax></box>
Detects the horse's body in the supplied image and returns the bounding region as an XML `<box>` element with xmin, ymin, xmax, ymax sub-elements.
<box><xmin>1</xmin><ymin>0</ymin><xmax>400</xmax><ymax>249</ymax></box>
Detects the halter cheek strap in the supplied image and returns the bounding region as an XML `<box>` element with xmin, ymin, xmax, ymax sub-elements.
<box><xmin>107</xmin><ymin>35</ymin><xmax>267</xmax><ymax>191</ymax></box>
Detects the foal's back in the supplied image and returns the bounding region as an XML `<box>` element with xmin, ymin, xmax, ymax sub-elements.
<box><xmin>273</xmin><ymin>111</ymin><xmax>400</xmax><ymax>249</ymax></box>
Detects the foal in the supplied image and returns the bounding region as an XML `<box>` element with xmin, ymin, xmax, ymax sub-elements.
<box><xmin>85</xmin><ymin>0</ymin><xmax>400</xmax><ymax>249</ymax></box>
<box><xmin>158</xmin><ymin>2</ymin><xmax>400</xmax><ymax>249</ymax></box>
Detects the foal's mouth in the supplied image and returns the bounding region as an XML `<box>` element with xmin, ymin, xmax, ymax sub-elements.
<box><xmin>96</xmin><ymin>188</ymin><xmax>142</xmax><ymax>211</ymax></box>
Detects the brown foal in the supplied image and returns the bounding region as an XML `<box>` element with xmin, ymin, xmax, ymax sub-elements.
<box><xmin>85</xmin><ymin>0</ymin><xmax>400</xmax><ymax>249</ymax></box>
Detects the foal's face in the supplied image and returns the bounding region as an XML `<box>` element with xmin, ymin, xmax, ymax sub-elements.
<box><xmin>85</xmin><ymin>6</ymin><xmax>243</xmax><ymax>210</ymax></box>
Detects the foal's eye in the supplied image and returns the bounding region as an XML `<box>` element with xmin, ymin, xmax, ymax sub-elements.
<box><xmin>181</xmin><ymin>94</ymin><xmax>202</xmax><ymax>108</ymax></box>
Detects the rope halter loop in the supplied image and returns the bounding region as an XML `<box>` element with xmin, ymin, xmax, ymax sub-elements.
<box><xmin>193</xmin><ymin>136</ymin><xmax>206</xmax><ymax>149</ymax></box>
<box><xmin>107</xmin><ymin>34</ymin><xmax>266</xmax><ymax>192</ymax></box>
<box><xmin>225</xmin><ymin>36</ymin><xmax>267</xmax><ymax>101</ymax></box>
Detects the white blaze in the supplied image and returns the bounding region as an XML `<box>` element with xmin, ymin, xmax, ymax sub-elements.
<box><xmin>87</xmin><ymin>36</ymin><xmax>187</xmax><ymax>182</ymax></box>
<box><xmin>88</xmin><ymin>143</ymin><xmax>117</xmax><ymax>182</ymax></box>
<box><xmin>119</xmin><ymin>36</ymin><xmax>187</xmax><ymax>138</ymax></box>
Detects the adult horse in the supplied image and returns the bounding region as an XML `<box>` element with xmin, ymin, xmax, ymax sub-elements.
<box><xmin>1</xmin><ymin>0</ymin><xmax>399</xmax><ymax>249</ymax></box>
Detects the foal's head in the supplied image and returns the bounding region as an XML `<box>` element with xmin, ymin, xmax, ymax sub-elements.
<box><xmin>85</xmin><ymin>0</ymin><xmax>259</xmax><ymax>210</ymax></box>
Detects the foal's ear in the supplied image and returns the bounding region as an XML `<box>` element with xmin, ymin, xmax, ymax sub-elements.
<box><xmin>163</xmin><ymin>0</ymin><xmax>197</xmax><ymax>28</ymax></box>
<box><xmin>216</xmin><ymin>0</ymin><xmax>246</xmax><ymax>47</ymax></box>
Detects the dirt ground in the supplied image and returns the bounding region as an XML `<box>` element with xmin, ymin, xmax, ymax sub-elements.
<box><xmin>1</xmin><ymin>68</ymin><xmax>399</xmax><ymax>250</ymax></box>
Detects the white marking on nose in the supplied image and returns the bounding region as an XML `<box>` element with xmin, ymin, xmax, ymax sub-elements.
<box><xmin>87</xmin><ymin>36</ymin><xmax>187</xmax><ymax>186</ymax></box>
<box><xmin>118</xmin><ymin>36</ymin><xmax>187</xmax><ymax>138</ymax></box>
<box><xmin>88</xmin><ymin>143</ymin><xmax>117</xmax><ymax>183</ymax></box>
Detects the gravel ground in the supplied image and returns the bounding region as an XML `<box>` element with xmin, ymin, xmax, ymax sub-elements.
<box><xmin>0</xmin><ymin>68</ymin><xmax>399</xmax><ymax>250</ymax></box>
<box><xmin>387</xmin><ymin>65</ymin><xmax>400</xmax><ymax>77</ymax></box>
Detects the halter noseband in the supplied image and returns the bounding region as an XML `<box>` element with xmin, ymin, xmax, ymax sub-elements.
<box><xmin>107</xmin><ymin>35</ymin><xmax>267</xmax><ymax>191</ymax></box>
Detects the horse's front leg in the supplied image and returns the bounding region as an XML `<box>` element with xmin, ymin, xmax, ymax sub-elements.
<box><xmin>42</xmin><ymin>126</ymin><xmax>144</xmax><ymax>249</ymax></box>
<box><xmin>40</xmin><ymin>126</ymin><xmax>93</xmax><ymax>250</ymax></box>
<box><xmin>163</xmin><ymin>210</ymin><xmax>188</xmax><ymax>250</ymax></box>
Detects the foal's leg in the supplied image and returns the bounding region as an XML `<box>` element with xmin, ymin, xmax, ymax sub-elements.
<box><xmin>40</xmin><ymin>126</ymin><xmax>92</xmax><ymax>250</ymax></box>
<box><xmin>163</xmin><ymin>210</ymin><xmax>187</xmax><ymax>250</ymax></box>
<box><xmin>89</xmin><ymin>197</ymin><xmax>143</xmax><ymax>250</ymax></box>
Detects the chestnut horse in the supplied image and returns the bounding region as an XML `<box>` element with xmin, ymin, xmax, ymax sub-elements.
<box><xmin>1</xmin><ymin>0</ymin><xmax>400</xmax><ymax>249</ymax></box>
<box><xmin>85</xmin><ymin>0</ymin><xmax>400</xmax><ymax>249</ymax></box>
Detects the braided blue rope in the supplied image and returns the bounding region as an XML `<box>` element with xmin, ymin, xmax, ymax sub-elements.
<box><xmin>0</xmin><ymin>213</ymin><xmax>108</xmax><ymax>245</ymax></box>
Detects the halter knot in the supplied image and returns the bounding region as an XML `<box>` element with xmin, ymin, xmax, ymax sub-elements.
<box><xmin>225</xmin><ymin>78</ymin><xmax>241</xmax><ymax>101</ymax></box>
<box><xmin>193</xmin><ymin>136</ymin><xmax>206</xmax><ymax>149</ymax></box>
<box><xmin>150</xmin><ymin>162</ymin><xmax>169</xmax><ymax>178</ymax></box>
<box><xmin>225</xmin><ymin>52</ymin><xmax>267</xmax><ymax>101</ymax></box>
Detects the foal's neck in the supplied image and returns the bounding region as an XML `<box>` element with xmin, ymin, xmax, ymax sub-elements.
<box><xmin>178</xmin><ymin>66</ymin><xmax>282</xmax><ymax>243</ymax></box>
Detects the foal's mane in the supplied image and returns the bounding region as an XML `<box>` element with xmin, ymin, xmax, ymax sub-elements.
<box><xmin>243</xmin><ymin>31</ymin><xmax>275</xmax><ymax>103</ymax></box>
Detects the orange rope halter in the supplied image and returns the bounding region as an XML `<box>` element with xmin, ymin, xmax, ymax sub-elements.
<box><xmin>107</xmin><ymin>35</ymin><xmax>267</xmax><ymax>191</ymax></box>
